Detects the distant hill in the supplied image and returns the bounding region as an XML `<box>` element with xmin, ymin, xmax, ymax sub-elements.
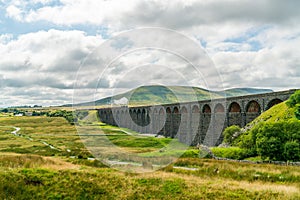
<box><xmin>71</xmin><ymin>85</ymin><xmax>273</xmax><ymax>107</ymax></box>
<box><xmin>223</xmin><ymin>88</ymin><xmax>273</xmax><ymax>97</ymax></box>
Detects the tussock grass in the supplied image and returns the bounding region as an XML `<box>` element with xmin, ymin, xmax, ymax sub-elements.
<box><xmin>0</xmin><ymin>156</ymin><xmax>299</xmax><ymax>200</ymax></box>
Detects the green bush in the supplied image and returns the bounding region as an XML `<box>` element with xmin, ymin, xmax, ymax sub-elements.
<box><xmin>255</xmin><ymin>120</ymin><xmax>300</xmax><ymax>161</ymax></box>
<box><xmin>283</xmin><ymin>141</ymin><xmax>300</xmax><ymax>161</ymax></box>
<box><xmin>180</xmin><ymin>149</ymin><xmax>199</xmax><ymax>158</ymax></box>
<box><xmin>211</xmin><ymin>147</ymin><xmax>253</xmax><ymax>160</ymax></box>
<box><xmin>222</xmin><ymin>125</ymin><xmax>241</xmax><ymax>144</ymax></box>
<box><xmin>47</xmin><ymin>110</ymin><xmax>77</xmax><ymax>124</ymax></box>
<box><xmin>295</xmin><ymin>105</ymin><xmax>300</xmax><ymax>120</ymax></box>
<box><xmin>286</xmin><ymin>90</ymin><xmax>300</xmax><ymax>120</ymax></box>
<box><xmin>286</xmin><ymin>90</ymin><xmax>300</xmax><ymax>108</ymax></box>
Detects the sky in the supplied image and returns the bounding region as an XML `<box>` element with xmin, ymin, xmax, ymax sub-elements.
<box><xmin>0</xmin><ymin>0</ymin><xmax>300</xmax><ymax>107</ymax></box>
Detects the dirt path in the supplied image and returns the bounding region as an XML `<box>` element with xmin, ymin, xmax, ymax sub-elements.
<box><xmin>2</xmin><ymin>126</ymin><xmax>61</xmax><ymax>151</ymax></box>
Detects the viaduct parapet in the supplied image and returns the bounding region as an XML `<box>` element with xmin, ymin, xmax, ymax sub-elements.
<box><xmin>97</xmin><ymin>89</ymin><xmax>296</xmax><ymax>146</ymax></box>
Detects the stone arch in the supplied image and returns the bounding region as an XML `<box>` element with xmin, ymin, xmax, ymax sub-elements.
<box><xmin>171</xmin><ymin>106</ymin><xmax>180</xmax><ymax>138</ymax></box>
<box><xmin>245</xmin><ymin>100</ymin><xmax>261</xmax><ymax>124</ymax></box>
<box><xmin>142</xmin><ymin>108</ymin><xmax>146</xmax><ymax>120</ymax></box>
<box><xmin>192</xmin><ymin>105</ymin><xmax>200</xmax><ymax>113</ymax></box>
<box><xmin>173</xmin><ymin>107</ymin><xmax>179</xmax><ymax>113</ymax></box>
<box><xmin>201</xmin><ymin>104</ymin><xmax>211</xmax><ymax>145</ymax></box>
<box><xmin>164</xmin><ymin>107</ymin><xmax>172</xmax><ymax>137</ymax></box>
<box><xmin>191</xmin><ymin>105</ymin><xmax>200</xmax><ymax>145</ymax></box>
<box><xmin>157</xmin><ymin>107</ymin><xmax>166</xmax><ymax>136</ymax></box>
<box><xmin>246</xmin><ymin>101</ymin><xmax>261</xmax><ymax>113</ymax></box>
<box><xmin>166</xmin><ymin>107</ymin><xmax>172</xmax><ymax>114</ymax></box>
<box><xmin>181</xmin><ymin>106</ymin><xmax>188</xmax><ymax>114</ymax></box>
<box><xmin>229</xmin><ymin>102</ymin><xmax>241</xmax><ymax>113</ymax></box>
<box><xmin>130</xmin><ymin>109</ymin><xmax>138</xmax><ymax>131</ymax></box>
<box><xmin>267</xmin><ymin>98</ymin><xmax>283</xmax><ymax>110</ymax></box>
<box><xmin>214</xmin><ymin>103</ymin><xmax>225</xmax><ymax>113</ymax></box>
<box><xmin>159</xmin><ymin>108</ymin><xmax>165</xmax><ymax>115</ymax></box>
<box><xmin>136</xmin><ymin>109</ymin><xmax>143</xmax><ymax>129</ymax></box>
<box><xmin>141</xmin><ymin>108</ymin><xmax>148</xmax><ymax>132</ymax></box>
<box><xmin>202</xmin><ymin>104</ymin><xmax>211</xmax><ymax>113</ymax></box>
<box><xmin>228</xmin><ymin>102</ymin><xmax>242</xmax><ymax>127</ymax></box>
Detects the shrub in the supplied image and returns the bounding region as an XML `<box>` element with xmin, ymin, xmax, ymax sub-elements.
<box><xmin>283</xmin><ymin>141</ymin><xmax>300</xmax><ymax>161</ymax></box>
<box><xmin>255</xmin><ymin>120</ymin><xmax>300</xmax><ymax>161</ymax></box>
<box><xmin>180</xmin><ymin>149</ymin><xmax>199</xmax><ymax>158</ymax></box>
<box><xmin>222</xmin><ymin>125</ymin><xmax>241</xmax><ymax>144</ymax></box>
<box><xmin>211</xmin><ymin>147</ymin><xmax>253</xmax><ymax>160</ymax></box>
<box><xmin>286</xmin><ymin>90</ymin><xmax>300</xmax><ymax>108</ymax></box>
<box><xmin>295</xmin><ymin>105</ymin><xmax>300</xmax><ymax>120</ymax></box>
<box><xmin>47</xmin><ymin>110</ymin><xmax>77</xmax><ymax>124</ymax></box>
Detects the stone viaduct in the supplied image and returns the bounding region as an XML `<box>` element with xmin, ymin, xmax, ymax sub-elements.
<box><xmin>97</xmin><ymin>89</ymin><xmax>296</xmax><ymax>146</ymax></box>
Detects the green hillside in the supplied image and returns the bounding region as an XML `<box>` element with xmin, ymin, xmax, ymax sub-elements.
<box><xmin>76</xmin><ymin>85</ymin><xmax>272</xmax><ymax>107</ymax></box>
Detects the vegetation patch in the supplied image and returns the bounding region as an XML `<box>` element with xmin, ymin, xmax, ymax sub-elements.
<box><xmin>211</xmin><ymin>147</ymin><xmax>254</xmax><ymax>160</ymax></box>
<box><xmin>220</xmin><ymin>90</ymin><xmax>300</xmax><ymax>162</ymax></box>
<box><xmin>0</xmin><ymin>110</ymin><xmax>299</xmax><ymax>199</ymax></box>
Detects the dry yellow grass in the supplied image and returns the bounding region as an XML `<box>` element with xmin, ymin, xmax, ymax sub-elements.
<box><xmin>137</xmin><ymin>171</ymin><xmax>300</xmax><ymax>198</ymax></box>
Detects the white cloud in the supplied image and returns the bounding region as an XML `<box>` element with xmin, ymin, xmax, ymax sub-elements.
<box><xmin>6</xmin><ymin>5</ymin><xmax>22</xmax><ymax>20</ymax></box>
<box><xmin>5</xmin><ymin>0</ymin><xmax>299</xmax><ymax>29</ymax></box>
<box><xmin>23</xmin><ymin>0</ymin><xmax>138</xmax><ymax>26</ymax></box>
<box><xmin>0</xmin><ymin>29</ymin><xmax>104</xmax><ymax>106</ymax></box>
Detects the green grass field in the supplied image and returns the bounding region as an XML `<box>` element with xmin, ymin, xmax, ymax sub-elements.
<box><xmin>0</xmin><ymin>115</ymin><xmax>299</xmax><ymax>199</ymax></box>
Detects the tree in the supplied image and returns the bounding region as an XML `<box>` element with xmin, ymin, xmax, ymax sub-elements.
<box><xmin>295</xmin><ymin>105</ymin><xmax>300</xmax><ymax>120</ymax></box>
<box><xmin>1</xmin><ymin>108</ymin><xmax>8</xmax><ymax>113</ymax></box>
<box><xmin>255</xmin><ymin>121</ymin><xmax>300</xmax><ymax>161</ymax></box>
<box><xmin>256</xmin><ymin>123</ymin><xmax>286</xmax><ymax>161</ymax></box>
<box><xmin>284</xmin><ymin>141</ymin><xmax>300</xmax><ymax>161</ymax></box>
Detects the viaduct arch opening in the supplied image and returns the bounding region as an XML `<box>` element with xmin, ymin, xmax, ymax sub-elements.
<box><xmin>267</xmin><ymin>98</ymin><xmax>283</xmax><ymax>110</ymax></box>
<box><xmin>246</xmin><ymin>100</ymin><xmax>261</xmax><ymax>124</ymax></box>
<box><xmin>172</xmin><ymin>107</ymin><xmax>180</xmax><ymax>138</ymax></box>
<box><xmin>203</xmin><ymin>104</ymin><xmax>211</xmax><ymax>113</ymax></box>
<box><xmin>228</xmin><ymin>102</ymin><xmax>242</xmax><ymax>127</ymax></box>
<box><xmin>191</xmin><ymin>105</ymin><xmax>200</xmax><ymax>145</ymax></box>
<box><xmin>214</xmin><ymin>103</ymin><xmax>225</xmax><ymax>113</ymax></box>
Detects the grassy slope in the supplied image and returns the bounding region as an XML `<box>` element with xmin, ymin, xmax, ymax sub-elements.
<box><xmin>248</xmin><ymin>102</ymin><xmax>296</xmax><ymax>127</ymax></box>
